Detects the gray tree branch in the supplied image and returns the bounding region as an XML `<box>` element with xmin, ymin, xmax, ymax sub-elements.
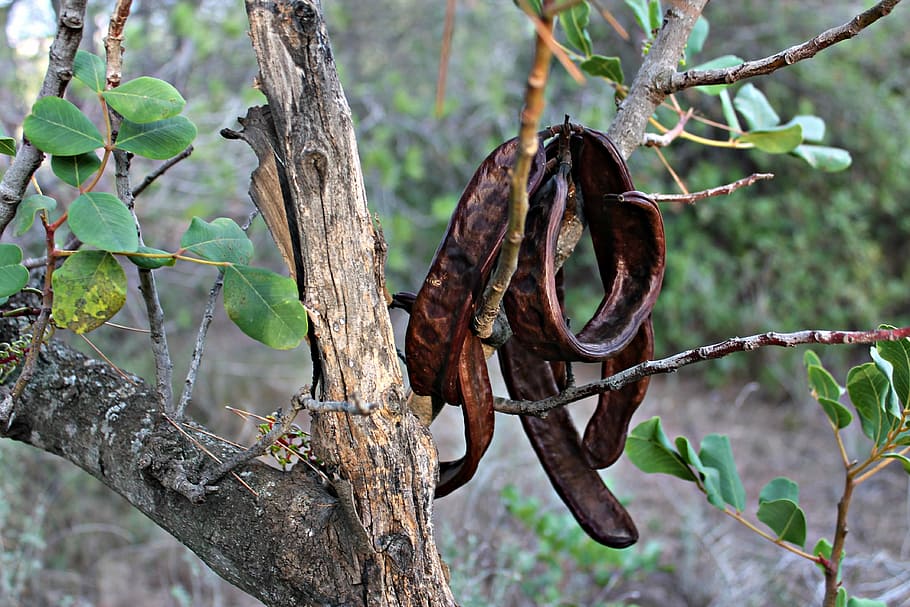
<box><xmin>0</xmin><ymin>0</ymin><xmax>87</xmax><ymax>236</ymax></box>
<box><xmin>667</xmin><ymin>0</ymin><xmax>902</xmax><ymax>93</ymax></box>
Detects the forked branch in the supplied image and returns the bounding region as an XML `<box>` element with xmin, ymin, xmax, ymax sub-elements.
<box><xmin>667</xmin><ymin>0</ymin><xmax>902</xmax><ymax>93</ymax></box>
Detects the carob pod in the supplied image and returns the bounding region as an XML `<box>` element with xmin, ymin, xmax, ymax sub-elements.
<box><xmin>498</xmin><ymin>339</ymin><xmax>639</xmax><ymax>547</ymax></box>
<box><xmin>404</xmin><ymin>123</ymin><xmax>665</xmax><ymax>540</ymax></box>
<box><xmin>405</xmin><ymin>137</ymin><xmax>548</xmax><ymax>497</ymax></box>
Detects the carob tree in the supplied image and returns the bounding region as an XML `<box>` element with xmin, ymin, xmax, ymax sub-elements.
<box><xmin>0</xmin><ymin>1</ymin><xmax>904</xmax><ymax>606</ymax></box>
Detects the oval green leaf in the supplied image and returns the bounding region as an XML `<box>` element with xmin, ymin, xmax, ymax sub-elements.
<box><xmin>847</xmin><ymin>362</ymin><xmax>899</xmax><ymax>446</ymax></box>
<box><xmin>684</xmin><ymin>16</ymin><xmax>709</xmax><ymax>60</ymax></box>
<box><xmin>0</xmin><ymin>136</ymin><xmax>15</xmax><ymax>156</ymax></box>
<box><xmin>52</xmin><ymin>250</ymin><xmax>126</xmax><ymax>334</ymax></box>
<box><xmin>807</xmin><ymin>363</ymin><xmax>843</xmax><ymax>401</ymax></box>
<box><xmin>11</xmin><ymin>194</ymin><xmax>57</xmax><ymax>236</ymax></box>
<box><xmin>560</xmin><ymin>1</ymin><xmax>592</xmax><ymax>57</ymax></box>
<box><xmin>818</xmin><ymin>396</ymin><xmax>854</xmax><ymax>430</ymax></box>
<box><xmin>74</xmin><ymin>50</ymin><xmax>106</xmax><ymax>92</ymax></box>
<box><xmin>51</xmin><ymin>151</ymin><xmax>101</xmax><ymax>187</ymax></box>
<box><xmin>0</xmin><ymin>244</ymin><xmax>28</xmax><ymax>298</ymax></box>
<box><xmin>876</xmin><ymin>330</ymin><xmax>910</xmax><ymax>406</ymax></box>
<box><xmin>223</xmin><ymin>264</ymin><xmax>308</xmax><ymax>350</ymax></box>
<box><xmin>69</xmin><ymin>192</ymin><xmax>139</xmax><ymax>253</ymax></box>
<box><xmin>23</xmin><ymin>97</ymin><xmax>104</xmax><ymax>156</ymax></box>
<box><xmin>699</xmin><ymin>434</ymin><xmax>746</xmax><ymax>512</ymax></box>
<box><xmin>786</xmin><ymin>115</ymin><xmax>825</xmax><ymax>142</ymax></box>
<box><xmin>759</xmin><ymin>476</ymin><xmax>799</xmax><ymax>504</ymax></box>
<box><xmin>757</xmin><ymin>498</ymin><xmax>807</xmax><ymax>547</ymax></box>
<box><xmin>733</xmin><ymin>83</ymin><xmax>780</xmax><ymax>130</ymax></box>
<box><xmin>626</xmin><ymin>417</ymin><xmax>697</xmax><ymax>482</ymax></box>
<box><xmin>737</xmin><ymin>123</ymin><xmax>802</xmax><ymax>154</ymax></box>
<box><xmin>128</xmin><ymin>245</ymin><xmax>176</xmax><ymax>269</ymax></box>
<box><xmin>115</xmin><ymin>115</ymin><xmax>196</xmax><ymax>160</ymax></box>
<box><xmin>847</xmin><ymin>598</ymin><xmax>887</xmax><ymax>607</ymax></box>
<box><xmin>580</xmin><ymin>55</ymin><xmax>624</xmax><ymax>84</ymax></box>
<box><xmin>792</xmin><ymin>144</ymin><xmax>852</xmax><ymax>172</ymax></box>
<box><xmin>102</xmin><ymin>76</ymin><xmax>186</xmax><ymax>123</ymax></box>
<box><xmin>180</xmin><ymin>217</ymin><xmax>253</xmax><ymax>264</ymax></box>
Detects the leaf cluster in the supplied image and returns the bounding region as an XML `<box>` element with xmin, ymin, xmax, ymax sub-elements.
<box><xmin>0</xmin><ymin>52</ymin><xmax>308</xmax><ymax>351</ymax></box>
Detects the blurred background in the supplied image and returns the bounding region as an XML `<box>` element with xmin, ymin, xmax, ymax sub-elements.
<box><xmin>1</xmin><ymin>1</ymin><xmax>909</xmax><ymax>605</ymax></box>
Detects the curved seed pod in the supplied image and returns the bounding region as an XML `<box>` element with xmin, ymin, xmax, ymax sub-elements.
<box><xmin>405</xmin><ymin>137</ymin><xmax>547</xmax><ymax>496</ymax></box>
<box><xmin>498</xmin><ymin>339</ymin><xmax>638</xmax><ymax>548</ymax></box>
<box><xmin>436</xmin><ymin>334</ymin><xmax>495</xmax><ymax>497</ymax></box>
<box><xmin>405</xmin><ymin>137</ymin><xmax>547</xmax><ymax>403</ymax></box>
<box><xmin>582</xmin><ymin>319</ymin><xmax>653</xmax><ymax>469</ymax></box>
<box><xmin>504</xmin><ymin>129</ymin><xmax>665</xmax><ymax>362</ymax></box>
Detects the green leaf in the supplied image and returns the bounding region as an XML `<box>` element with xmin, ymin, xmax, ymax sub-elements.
<box><xmin>127</xmin><ymin>245</ymin><xmax>176</xmax><ymax>270</ymax></box>
<box><xmin>837</xmin><ymin>589</ymin><xmax>847</xmax><ymax>607</ymax></box>
<box><xmin>51</xmin><ymin>250</ymin><xmax>126</xmax><ymax>334</ymax></box>
<box><xmin>518</xmin><ymin>0</ymin><xmax>542</xmax><ymax>15</ymax></box>
<box><xmin>818</xmin><ymin>397</ymin><xmax>854</xmax><ymax>429</ymax></box>
<box><xmin>673</xmin><ymin>435</ymin><xmax>724</xmax><ymax>509</ymax></box>
<box><xmin>102</xmin><ymin>76</ymin><xmax>186</xmax><ymax>123</ymax></box>
<box><xmin>847</xmin><ymin>363</ymin><xmax>898</xmax><ymax>446</ymax></box>
<box><xmin>624</xmin><ymin>0</ymin><xmax>650</xmax><ymax>34</ymax></box>
<box><xmin>684</xmin><ymin>16</ymin><xmax>709</xmax><ymax>60</ymax></box>
<box><xmin>180</xmin><ymin>217</ymin><xmax>253</xmax><ymax>264</ymax></box>
<box><xmin>699</xmin><ymin>434</ymin><xmax>746</xmax><ymax>512</ymax></box>
<box><xmin>73</xmin><ymin>50</ymin><xmax>106</xmax><ymax>92</ymax></box>
<box><xmin>805</xmin><ymin>360</ymin><xmax>852</xmax><ymax>428</ymax></box>
<box><xmin>757</xmin><ymin>478</ymin><xmax>805</xmax><ymax>546</ymax></box>
<box><xmin>0</xmin><ymin>136</ymin><xmax>15</xmax><ymax>156</ymax></box>
<box><xmin>760</xmin><ymin>476</ymin><xmax>799</xmax><ymax>504</ymax></box>
<box><xmin>719</xmin><ymin>89</ymin><xmax>742</xmax><ymax>132</ymax></box>
<box><xmin>223</xmin><ymin>264</ymin><xmax>308</xmax><ymax>350</ymax></box>
<box><xmin>11</xmin><ymin>195</ymin><xmax>56</xmax><ymax>236</ymax></box>
<box><xmin>625</xmin><ymin>417</ymin><xmax>697</xmax><ymax>482</ymax></box>
<box><xmin>51</xmin><ymin>151</ymin><xmax>101</xmax><ymax>187</ymax></box>
<box><xmin>733</xmin><ymin>83</ymin><xmax>780</xmax><ymax>130</ymax></box>
<box><xmin>68</xmin><ymin>192</ymin><xmax>139</xmax><ymax>253</ymax></box>
<box><xmin>647</xmin><ymin>0</ymin><xmax>662</xmax><ymax>32</ymax></box>
<box><xmin>23</xmin><ymin>97</ymin><xmax>104</xmax><ymax>156</ymax></box>
<box><xmin>737</xmin><ymin>123</ymin><xmax>802</xmax><ymax>154</ymax></box>
<box><xmin>882</xmin><ymin>452</ymin><xmax>910</xmax><ymax>474</ymax></box>
<box><xmin>847</xmin><ymin>598</ymin><xmax>887</xmax><ymax>607</ymax></box>
<box><xmin>869</xmin><ymin>347</ymin><xmax>902</xmax><ymax>419</ymax></box>
<box><xmin>792</xmin><ymin>145</ymin><xmax>852</xmax><ymax>172</ymax></box>
<box><xmin>560</xmin><ymin>2</ymin><xmax>592</xmax><ymax>57</ymax></box>
<box><xmin>0</xmin><ymin>244</ymin><xmax>28</xmax><ymax>298</ymax></box>
<box><xmin>580</xmin><ymin>55</ymin><xmax>624</xmax><ymax>84</ymax></box>
<box><xmin>114</xmin><ymin>116</ymin><xmax>196</xmax><ymax>160</ymax></box>
<box><xmin>786</xmin><ymin>115</ymin><xmax>825</xmax><ymax>142</ymax></box>
<box><xmin>806</xmin><ymin>362</ymin><xmax>843</xmax><ymax>401</ymax></box>
<box><xmin>876</xmin><ymin>329</ymin><xmax>910</xmax><ymax>406</ymax></box>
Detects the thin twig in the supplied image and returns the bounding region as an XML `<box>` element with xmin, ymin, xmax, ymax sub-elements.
<box><xmin>132</xmin><ymin>146</ymin><xmax>194</xmax><ymax>198</ymax></box>
<box><xmin>643</xmin><ymin>108</ymin><xmax>693</xmax><ymax>147</ymax></box>
<box><xmin>176</xmin><ymin>208</ymin><xmax>259</xmax><ymax>418</ymax></box>
<box><xmin>494</xmin><ymin>326</ymin><xmax>910</xmax><ymax>416</ymax></box>
<box><xmin>589</xmin><ymin>0</ymin><xmax>629</xmax><ymax>41</ymax></box>
<box><xmin>650</xmin><ymin>173</ymin><xmax>774</xmax><ymax>204</ymax></box>
<box><xmin>473</xmin><ymin>0</ymin><xmax>555</xmax><ymax>339</ymax></box>
<box><xmin>295</xmin><ymin>388</ymin><xmax>379</xmax><ymax>415</ymax></box>
<box><xmin>667</xmin><ymin>0</ymin><xmax>902</xmax><ymax>94</ymax></box>
<box><xmin>517</xmin><ymin>0</ymin><xmax>584</xmax><ymax>84</ymax></box>
<box><xmin>162</xmin><ymin>415</ymin><xmax>259</xmax><ymax>497</ymax></box>
<box><xmin>0</xmin><ymin>0</ymin><xmax>88</xmax><ymax>236</ymax></box>
<box><xmin>104</xmin><ymin>1</ymin><xmax>174</xmax><ymax>413</ymax></box>
<box><xmin>434</xmin><ymin>0</ymin><xmax>456</xmax><ymax>117</ymax></box>
<box><xmin>198</xmin><ymin>399</ymin><xmax>305</xmax><ymax>486</ymax></box>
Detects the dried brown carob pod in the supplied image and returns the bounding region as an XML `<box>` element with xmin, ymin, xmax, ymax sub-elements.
<box><xmin>403</xmin><ymin>123</ymin><xmax>665</xmax><ymax>542</ymax></box>
<box><xmin>405</xmin><ymin>137</ymin><xmax>548</xmax><ymax>496</ymax></box>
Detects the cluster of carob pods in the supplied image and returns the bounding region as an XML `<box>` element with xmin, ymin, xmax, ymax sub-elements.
<box><xmin>394</xmin><ymin>122</ymin><xmax>666</xmax><ymax>547</ymax></box>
